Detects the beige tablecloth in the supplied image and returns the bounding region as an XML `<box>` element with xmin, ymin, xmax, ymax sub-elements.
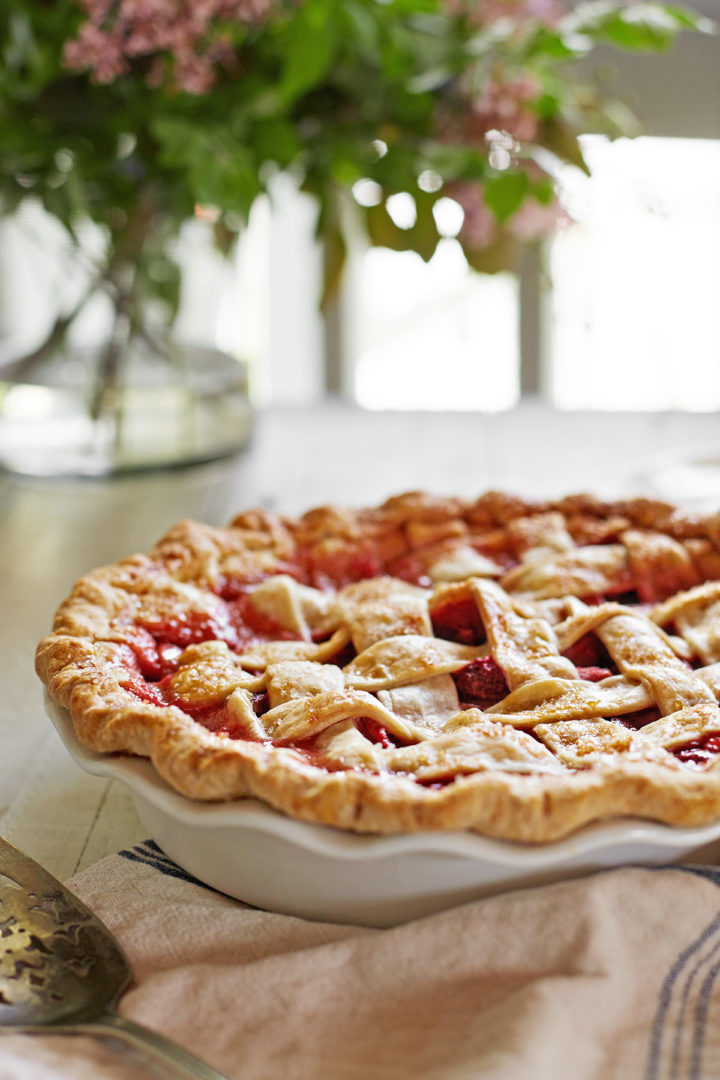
<box><xmin>2</xmin><ymin>842</ymin><xmax>720</xmax><ymax>1079</ymax></box>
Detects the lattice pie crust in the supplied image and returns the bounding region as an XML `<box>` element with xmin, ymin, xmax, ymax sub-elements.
<box><xmin>35</xmin><ymin>491</ymin><xmax>720</xmax><ymax>842</ymax></box>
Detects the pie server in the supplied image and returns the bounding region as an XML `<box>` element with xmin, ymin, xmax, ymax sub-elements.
<box><xmin>0</xmin><ymin>835</ymin><xmax>231</xmax><ymax>1079</ymax></box>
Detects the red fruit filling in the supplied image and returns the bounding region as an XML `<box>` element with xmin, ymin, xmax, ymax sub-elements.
<box><xmin>119</xmin><ymin>668</ymin><xmax>166</xmax><ymax>706</ymax></box>
<box><xmin>159</xmin><ymin>682</ymin><xmax>261</xmax><ymax>739</ymax></box>
<box><xmin>214</xmin><ymin>570</ymin><xmax>278</xmax><ymax>599</ymax></box>
<box><xmin>452</xmin><ymin>656</ymin><xmax>509</xmax><ymax>709</ymax></box>
<box><xmin>355</xmin><ymin>716</ymin><xmax>404</xmax><ymax>748</ymax></box>
<box><xmin>282</xmin><ymin>717</ymin><xmax>414</xmax><ymax>773</ymax></box>
<box><xmin>608</xmin><ymin>589</ymin><xmax>641</xmax><ymax>606</ymax></box>
<box><xmin>605</xmin><ymin>568</ymin><xmax>638</xmax><ymax>600</ymax></box>
<box><xmin>139</xmin><ymin>610</ymin><xmax>235</xmax><ymax>651</ymax></box>
<box><xmin>416</xmin><ymin>775</ymin><xmax>457</xmax><ymax>789</ymax></box>
<box><xmin>614</xmin><ymin>708</ymin><xmax>661</xmax><ymax>730</ymax></box>
<box><xmin>319</xmin><ymin>639</ymin><xmax>357</xmax><ymax>667</ymax></box>
<box><xmin>228</xmin><ymin>592</ymin><xmax>305</xmax><ymax>651</ymax></box>
<box><xmin>120</xmin><ymin>656</ymin><xmax>249</xmax><ymax>739</ymax></box>
<box><xmin>673</xmin><ymin>732</ymin><xmax>720</xmax><ymax>767</ymax></box>
<box><xmin>431</xmin><ymin>597</ymin><xmax>486</xmax><ymax>646</ymax></box>
<box><xmin>306</xmin><ymin>546</ymin><xmax>384</xmax><ymax>592</ymax></box>
<box><xmin>384</xmin><ymin>551</ymin><xmax>432</xmax><ymax>588</ymax></box>
<box><xmin>125</xmin><ymin>592</ymin><xmax>301</xmax><ymax>683</ymax></box>
<box><xmin>252</xmin><ymin>691</ymin><xmax>270</xmax><ymax>717</ymax></box>
<box><xmin>577</xmin><ymin>666</ymin><xmax>614</xmax><ymax>682</ymax></box>
<box><xmin>183</xmin><ymin>702</ymin><xmax>249</xmax><ymax>740</ymax></box>
<box><xmin>563</xmin><ymin>633</ymin><xmax>617</xmax><ymax>674</ymax></box>
<box><xmin>125</xmin><ymin>628</ymin><xmax>184</xmax><ymax>682</ymax></box>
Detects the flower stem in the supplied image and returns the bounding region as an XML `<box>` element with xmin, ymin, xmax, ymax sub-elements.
<box><xmin>88</xmin><ymin>264</ymin><xmax>135</xmax><ymax>426</ymax></box>
<box><xmin>86</xmin><ymin>193</ymin><xmax>160</xmax><ymax>435</ymax></box>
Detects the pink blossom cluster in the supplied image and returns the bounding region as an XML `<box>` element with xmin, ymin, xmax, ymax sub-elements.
<box><xmin>444</xmin><ymin>0</ymin><xmax>565</xmax><ymax>27</ymax></box>
<box><xmin>64</xmin><ymin>0</ymin><xmax>278</xmax><ymax>93</ymax></box>
<box><xmin>448</xmin><ymin>179</ymin><xmax>570</xmax><ymax>250</ymax></box>
<box><xmin>508</xmin><ymin>193</ymin><xmax>571</xmax><ymax>240</ymax></box>
<box><xmin>447</xmin><ymin>181</ymin><xmax>497</xmax><ymax>249</ymax></box>
<box><xmin>465</xmin><ymin>74</ymin><xmax>541</xmax><ymax>145</ymax></box>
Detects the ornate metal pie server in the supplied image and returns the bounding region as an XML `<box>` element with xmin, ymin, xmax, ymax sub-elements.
<box><xmin>0</xmin><ymin>836</ymin><xmax>230</xmax><ymax>1080</ymax></box>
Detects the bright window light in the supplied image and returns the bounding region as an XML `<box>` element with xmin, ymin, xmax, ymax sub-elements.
<box><xmin>354</xmin><ymin>239</ymin><xmax>519</xmax><ymax>410</ymax></box>
<box><xmin>549</xmin><ymin>135</ymin><xmax>720</xmax><ymax>411</ymax></box>
<box><xmin>385</xmin><ymin>193</ymin><xmax>417</xmax><ymax>230</ymax></box>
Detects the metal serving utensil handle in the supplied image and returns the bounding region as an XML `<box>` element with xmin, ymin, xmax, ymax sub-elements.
<box><xmin>70</xmin><ymin>1014</ymin><xmax>233</xmax><ymax>1080</ymax></box>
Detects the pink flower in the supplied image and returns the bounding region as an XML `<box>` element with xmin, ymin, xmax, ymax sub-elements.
<box><xmin>173</xmin><ymin>50</ymin><xmax>217</xmax><ymax>94</ymax></box>
<box><xmin>466</xmin><ymin>75</ymin><xmax>540</xmax><ymax>145</ymax></box>
<box><xmin>445</xmin><ymin>0</ymin><xmax>565</xmax><ymax>27</ymax></box>
<box><xmin>63</xmin><ymin>24</ymin><xmax>128</xmax><ymax>83</ymax></box>
<box><xmin>64</xmin><ymin>0</ymin><xmax>278</xmax><ymax>91</ymax></box>
<box><xmin>434</xmin><ymin>75</ymin><xmax>541</xmax><ymax>165</ymax></box>
<box><xmin>508</xmin><ymin>195</ymin><xmax>571</xmax><ymax>240</ymax></box>
<box><xmin>447</xmin><ymin>182</ymin><xmax>497</xmax><ymax>249</ymax></box>
<box><xmin>448</xmin><ymin>170</ymin><xmax>571</xmax><ymax>251</ymax></box>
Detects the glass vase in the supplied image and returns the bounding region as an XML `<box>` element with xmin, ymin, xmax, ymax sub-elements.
<box><xmin>0</xmin><ymin>206</ymin><xmax>253</xmax><ymax>478</ymax></box>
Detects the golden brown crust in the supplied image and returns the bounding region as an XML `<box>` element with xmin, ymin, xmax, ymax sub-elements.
<box><xmin>35</xmin><ymin>491</ymin><xmax>720</xmax><ymax>842</ymax></box>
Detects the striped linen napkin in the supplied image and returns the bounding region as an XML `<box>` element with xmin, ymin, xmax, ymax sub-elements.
<box><xmin>2</xmin><ymin>842</ymin><xmax>720</xmax><ymax>1079</ymax></box>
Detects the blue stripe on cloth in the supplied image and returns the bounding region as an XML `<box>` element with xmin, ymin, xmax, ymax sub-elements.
<box><xmin>141</xmin><ymin>839</ymin><xmax>165</xmax><ymax>856</ymax></box>
<box><xmin>670</xmin><ymin>920</ymin><xmax>720</xmax><ymax>1079</ymax></box>
<box><xmin>644</xmin><ymin>865</ymin><xmax>720</xmax><ymax>889</ymax></box>
<box><xmin>128</xmin><ymin>839</ymin><xmax>187</xmax><ymax>873</ymax></box>
<box><xmin>117</xmin><ymin>840</ymin><xmax>210</xmax><ymax>889</ymax></box>
<box><xmin>690</xmin><ymin>954</ymin><xmax>720</xmax><ymax>1080</ymax></box>
<box><xmin>676</xmin><ymin>865</ymin><xmax>720</xmax><ymax>890</ymax></box>
<box><xmin>646</xmin><ymin>867</ymin><xmax>720</xmax><ymax>1080</ymax></box>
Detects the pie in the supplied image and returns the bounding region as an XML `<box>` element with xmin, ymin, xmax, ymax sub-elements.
<box><xmin>35</xmin><ymin>490</ymin><xmax>720</xmax><ymax>843</ymax></box>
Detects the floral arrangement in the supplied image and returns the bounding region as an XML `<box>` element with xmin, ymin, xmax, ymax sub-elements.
<box><xmin>0</xmin><ymin>0</ymin><xmax>704</xmax><ymax>329</ymax></box>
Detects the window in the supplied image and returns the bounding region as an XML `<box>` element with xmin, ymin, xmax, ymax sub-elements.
<box><xmin>354</xmin><ymin>242</ymin><xmax>519</xmax><ymax>411</ymax></box>
<box><xmin>341</xmin><ymin>10</ymin><xmax>720</xmax><ymax>411</ymax></box>
<box><xmin>548</xmin><ymin>135</ymin><xmax>720</xmax><ymax>410</ymax></box>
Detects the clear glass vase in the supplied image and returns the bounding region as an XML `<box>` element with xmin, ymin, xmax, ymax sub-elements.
<box><xmin>0</xmin><ymin>205</ymin><xmax>253</xmax><ymax>478</ymax></box>
<box><xmin>0</xmin><ymin>340</ymin><xmax>252</xmax><ymax>478</ymax></box>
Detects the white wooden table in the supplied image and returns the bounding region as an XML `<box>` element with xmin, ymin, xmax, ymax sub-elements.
<box><xmin>2</xmin><ymin>399</ymin><xmax>719</xmax><ymax>880</ymax></box>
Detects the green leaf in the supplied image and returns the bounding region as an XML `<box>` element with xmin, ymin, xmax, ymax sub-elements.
<box><xmin>659</xmin><ymin>4</ymin><xmax>715</xmax><ymax>31</ymax></box>
<box><xmin>0</xmin><ymin>0</ymin><xmax>705</xmax><ymax>300</ymax></box>
<box><xmin>422</xmin><ymin>143</ymin><xmax>487</xmax><ymax>183</ymax></box>
<box><xmin>484</xmin><ymin>171</ymin><xmax>529</xmax><ymax>223</ymax></box>
<box><xmin>213</xmin><ymin>219</ymin><xmax>241</xmax><ymax>257</ymax></box>
<box><xmin>365</xmin><ymin>201</ymin><xmax>411</xmax><ymax>252</ymax></box>
<box><xmin>461</xmin><ymin>233</ymin><xmax>518</xmax><ymax>275</ymax></box>
<box><xmin>535</xmin><ymin>91</ymin><xmax>562</xmax><ymax>122</ymax></box>
<box><xmin>522</xmin><ymin>25</ymin><xmax>589</xmax><ymax>62</ymax></box>
<box><xmin>364</xmin><ymin>191</ymin><xmax>440</xmax><ymax>263</ymax></box>
<box><xmin>152</xmin><ymin>117</ymin><xmax>264</xmax><ymax>218</ymax></box>
<box><xmin>412</xmin><ymin>189</ymin><xmax>442</xmax><ymax>262</ymax></box>
<box><xmin>251</xmin><ymin>118</ymin><xmax>301</xmax><ymax>168</ymax></box>
<box><xmin>537</xmin><ymin>117</ymin><xmax>591</xmax><ymax>174</ymax></box>
<box><xmin>569</xmin><ymin>1</ymin><xmax>712</xmax><ymax>51</ymax></box>
<box><xmin>532</xmin><ymin>176</ymin><xmax>556</xmax><ymax>206</ymax></box>
<box><xmin>278</xmin><ymin>7</ymin><xmax>338</xmax><ymax>101</ymax></box>
<box><xmin>320</xmin><ymin>223</ymin><xmax>347</xmax><ymax>310</ymax></box>
<box><xmin>342</xmin><ymin>2</ymin><xmax>381</xmax><ymax>54</ymax></box>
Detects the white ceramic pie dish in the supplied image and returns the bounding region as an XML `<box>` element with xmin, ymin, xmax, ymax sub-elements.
<box><xmin>47</xmin><ymin>696</ymin><xmax>720</xmax><ymax>927</ymax></box>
